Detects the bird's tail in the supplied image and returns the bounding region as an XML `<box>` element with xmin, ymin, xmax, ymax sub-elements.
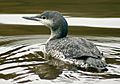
<box><xmin>77</xmin><ymin>57</ymin><xmax>108</xmax><ymax>72</ymax></box>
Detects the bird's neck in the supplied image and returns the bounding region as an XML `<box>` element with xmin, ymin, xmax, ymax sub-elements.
<box><xmin>47</xmin><ymin>25</ymin><xmax>68</xmax><ymax>42</ymax></box>
<box><xmin>46</xmin><ymin>16</ymin><xmax>68</xmax><ymax>43</ymax></box>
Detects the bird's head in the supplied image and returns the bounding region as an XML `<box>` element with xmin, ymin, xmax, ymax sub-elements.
<box><xmin>23</xmin><ymin>11</ymin><xmax>68</xmax><ymax>40</ymax></box>
<box><xmin>23</xmin><ymin>11</ymin><xmax>68</xmax><ymax>29</ymax></box>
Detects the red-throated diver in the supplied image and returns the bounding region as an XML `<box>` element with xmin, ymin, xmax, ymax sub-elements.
<box><xmin>23</xmin><ymin>11</ymin><xmax>108</xmax><ymax>72</ymax></box>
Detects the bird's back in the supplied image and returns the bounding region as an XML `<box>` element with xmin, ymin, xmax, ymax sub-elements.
<box><xmin>45</xmin><ymin>37</ymin><xmax>107</xmax><ymax>72</ymax></box>
<box><xmin>46</xmin><ymin>37</ymin><xmax>103</xmax><ymax>59</ymax></box>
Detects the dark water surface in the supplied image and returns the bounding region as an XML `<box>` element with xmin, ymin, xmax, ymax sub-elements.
<box><xmin>0</xmin><ymin>0</ymin><xmax>120</xmax><ymax>17</ymax></box>
<box><xmin>0</xmin><ymin>0</ymin><xmax>120</xmax><ymax>84</ymax></box>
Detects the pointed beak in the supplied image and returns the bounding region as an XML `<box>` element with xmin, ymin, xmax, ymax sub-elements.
<box><xmin>22</xmin><ymin>16</ymin><xmax>40</xmax><ymax>21</ymax></box>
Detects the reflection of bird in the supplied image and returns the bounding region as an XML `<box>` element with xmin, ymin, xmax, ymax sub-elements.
<box><xmin>23</xmin><ymin>11</ymin><xmax>108</xmax><ymax>72</ymax></box>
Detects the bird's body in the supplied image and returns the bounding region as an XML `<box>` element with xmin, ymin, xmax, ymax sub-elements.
<box><xmin>46</xmin><ymin>37</ymin><xmax>102</xmax><ymax>59</ymax></box>
<box><xmin>23</xmin><ymin>11</ymin><xmax>108</xmax><ymax>72</ymax></box>
<box><xmin>46</xmin><ymin>37</ymin><xmax>107</xmax><ymax>72</ymax></box>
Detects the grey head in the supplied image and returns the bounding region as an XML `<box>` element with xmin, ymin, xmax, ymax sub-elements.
<box><xmin>23</xmin><ymin>11</ymin><xmax>68</xmax><ymax>41</ymax></box>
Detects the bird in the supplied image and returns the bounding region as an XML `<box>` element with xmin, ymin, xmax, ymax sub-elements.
<box><xmin>23</xmin><ymin>11</ymin><xmax>108</xmax><ymax>72</ymax></box>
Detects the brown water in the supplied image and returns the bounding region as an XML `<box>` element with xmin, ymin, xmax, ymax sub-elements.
<box><xmin>0</xmin><ymin>0</ymin><xmax>120</xmax><ymax>84</ymax></box>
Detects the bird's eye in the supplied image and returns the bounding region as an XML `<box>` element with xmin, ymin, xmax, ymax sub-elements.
<box><xmin>41</xmin><ymin>16</ymin><xmax>46</xmax><ymax>19</ymax></box>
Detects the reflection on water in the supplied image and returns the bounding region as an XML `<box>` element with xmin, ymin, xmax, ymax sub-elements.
<box><xmin>0</xmin><ymin>35</ymin><xmax>120</xmax><ymax>84</ymax></box>
<box><xmin>0</xmin><ymin>14</ymin><xmax>120</xmax><ymax>28</ymax></box>
<box><xmin>0</xmin><ymin>0</ymin><xmax>120</xmax><ymax>84</ymax></box>
<box><xmin>0</xmin><ymin>0</ymin><xmax>120</xmax><ymax>17</ymax></box>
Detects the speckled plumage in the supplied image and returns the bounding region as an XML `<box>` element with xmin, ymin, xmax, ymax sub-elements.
<box><xmin>23</xmin><ymin>11</ymin><xmax>108</xmax><ymax>72</ymax></box>
<box><xmin>46</xmin><ymin>37</ymin><xmax>102</xmax><ymax>59</ymax></box>
<box><xmin>45</xmin><ymin>37</ymin><xmax>107</xmax><ymax>72</ymax></box>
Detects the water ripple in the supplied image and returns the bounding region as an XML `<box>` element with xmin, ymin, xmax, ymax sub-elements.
<box><xmin>0</xmin><ymin>35</ymin><xmax>120</xmax><ymax>84</ymax></box>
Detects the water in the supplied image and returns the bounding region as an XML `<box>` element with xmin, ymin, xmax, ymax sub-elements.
<box><xmin>0</xmin><ymin>35</ymin><xmax>120</xmax><ymax>84</ymax></box>
<box><xmin>0</xmin><ymin>0</ymin><xmax>120</xmax><ymax>84</ymax></box>
<box><xmin>0</xmin><ymin>14</ymin><xmax>120</xmax><ymax>28</ymax></box>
